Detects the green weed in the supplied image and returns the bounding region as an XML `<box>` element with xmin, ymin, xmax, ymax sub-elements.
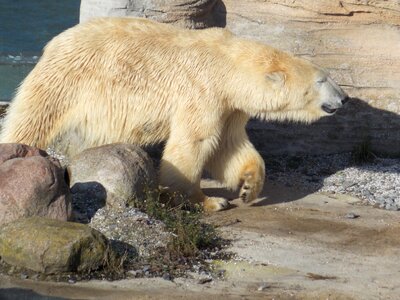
<box><xmin>133</xmin><ymin>190</ymin><xmax>222</xmax><ymax>260</ymax></box>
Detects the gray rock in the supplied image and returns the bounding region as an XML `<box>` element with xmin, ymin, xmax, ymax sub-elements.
<box><xmin>343</xmin><ymin>181</ymin><xmax>357</xmax><ymax>189</ymax></box>
<box><xmin>68</xmin><ymin>143</ymin><xmax>157</xmax><ymax>214</ymax></box>
<box><xmin>198</xmin><ymin>277</ymin><xmax>213</xmax><ymax>284</ymax></box>
<box><xmin>375</xmin><ymin>196</ymin><xmax>387</xmax><ymax>205</ymax></box>
<box><xmin>385</xmin><ymin>203</ymin><xmax>399</xmax><ymax>211</ymax></box>
<box><xmin>0</xmin><ymin>217</ymin><xmax>111</xmax><ymax>274</ymax></box>
<box><xmin>0</xmin><ymin>144</ymin><xmax>72</xmax><ymax>226</ymax></box>
<box><xmin>344</xmin><ymin>213</ymin><xmax>360</xmax><ymax>219</ymax></box>
<box><xmin>80</xmin><ymin>0</ymin><xmax>226</xmax><ymax>28</ymax></box>
<box><xmin>162</xmin><ymin>272</ymin><xmax>172</xmax><ymax>281</ymax></box>
<box><xmin>257</xmin><ymin>282</ymin><xmax>270</xmax><ymax>291</ymax></box>
<box><xmin>143</xmin><ymin>265</ymin><xmax>150</xmax><ymax>272</ymax></box>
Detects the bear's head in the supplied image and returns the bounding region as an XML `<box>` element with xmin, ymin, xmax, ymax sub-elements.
<box><xmin>231</xmin><ymin>46</ymin><xmax>349</xmax><ymax>123</ymax></box>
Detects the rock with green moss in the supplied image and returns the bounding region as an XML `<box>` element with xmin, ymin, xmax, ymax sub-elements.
<box><xmin>0</xmin><ymin>217</ymin><xmax>111</xmax><ymax>274</ymax></box>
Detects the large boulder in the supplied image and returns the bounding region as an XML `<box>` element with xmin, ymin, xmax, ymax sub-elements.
<box><xmin>0</xmin><ymin>143</ymin><xmax>72</xmax><ymax>225</ymax></box>
<box><xmin>0</xmin><ymin>217</ymin><xmax>110</xmax><ymax>274</ymax></box>
<box><xmin>68</xmin><ymin>143</ymin><xmax>157</xmax><ymax>219</ymax></box>
<box><xmin>80</xmin><ymin>0</ymin><xmax>226</xmax><ymax>28</ymax></box>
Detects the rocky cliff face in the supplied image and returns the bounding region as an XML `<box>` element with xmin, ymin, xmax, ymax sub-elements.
<box><xmin>80</xmin><ymin>0</ymin><xmax>226</xmax><ymax>28</ymax></box>
<box><xmin>223</xmin><ymin>0</ymin><xmax>400</xmax><ymax>156</ymax></box>
<box><xmin>79</xmin><ymin>0</ymin><xmax>400</xmax><ymax>156</ymax></box>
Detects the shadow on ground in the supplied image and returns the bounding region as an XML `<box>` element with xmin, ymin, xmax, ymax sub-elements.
<box><xmin>205</xmin><ymin>97</ymin><xmax>400</xmax><ymax>206</ymax></box>
<box><xmin>0</xmin><ymin>288</ymin><xmax>68</xmax><ymax>300</ymax></box>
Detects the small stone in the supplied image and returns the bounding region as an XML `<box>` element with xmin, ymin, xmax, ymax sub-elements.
<box><xmin>128</xmin><ymin>270</ymin><xmax>137</xmax><ymax>277</ymax></box>
<box><xmin>385</xmin><ymin>203</ymin><xmax>399</xmax><ymax>211</ymax></box>
<box><xmin>362</xmin><ymin>192</ymin><xmax>373</xmax><ymax>200</ymax></box>
<box><xmin>142</xmin><ymin>265</ymin><xmax>150</xmax><ymax>272</ymax></box>
<box><xmin>217</xmin><ymin>269</ymin><xmax>226</xmax><ymax>278</ymax></box>
<box><xmin>68</xmin><ymin>278</ymin><xmax>76</xmax><ymax>284</ymax></box>
<box><xmin>31</xmin><ymin>274</ymin><xmax>40</xmax><ymax>280</ymax></box>
<box><xmin>198</xmin><ymin>277</ymin><xmax>213</xmax><ymax>284</ymax></box>
<box><xmin>162</xmin><ymin>273</ymin><xmax>172</xmax><ymax>281</ymax></box>
<box><xmin>257</xmin><ymin>282</ymin><xmax>270</xmax><ymax>291</ymax></box>
<box><xmin>344</xmin><ymin>213</ymin><xmax>360</xmax><ymax>219</ymax></box>
<box><xmin>343</xmin><ymin>181</ymin><xmax>356</xmax><ymax>189</ymax></box>
<box><xmin>20</xmin><ymin>273</ymin><xmax>28</xmax><ymax>280</ymax></box>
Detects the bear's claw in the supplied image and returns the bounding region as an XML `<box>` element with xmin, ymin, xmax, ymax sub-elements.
<box><xmin>203</xmin><ymin>197</ymin><xmax>229</xmax><ymax>212</ymax></box>
<box><xmin>239</xmin><ymin>180</ymin><xmax>258</xmax><ymax>203</ymax></box>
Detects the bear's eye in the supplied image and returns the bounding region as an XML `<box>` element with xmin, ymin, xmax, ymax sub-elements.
<box><xmin>316</xmin><ymin>77</ymin><xmax>327</xmax><ymax>84</ymax></box>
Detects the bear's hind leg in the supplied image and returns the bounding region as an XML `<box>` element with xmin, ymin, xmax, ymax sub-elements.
<box><xmin>206</xmin><ymin>113</ymin><xmax>265</xmax><ymax>203</ymax></box>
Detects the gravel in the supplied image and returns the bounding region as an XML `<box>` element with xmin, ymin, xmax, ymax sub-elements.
<box><xmin>46</xmin><ymin>147</ymin><xmax>70</xmax><ymax>167</ymax></box>
<box><xmin>89</xmin><ymin>207</ymin><xmax>171</xmax><ymax>259</ymax></box>
<box><xmin>265</xmin><ymin>153</ymin><xmax>400</xmax><ymax>211</ymax></box>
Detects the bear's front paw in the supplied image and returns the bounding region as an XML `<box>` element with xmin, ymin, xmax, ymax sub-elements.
<box><xmin>203</xmin><ymin>197</ymin><xmax>229</xmax><ymax>212</ymax></box>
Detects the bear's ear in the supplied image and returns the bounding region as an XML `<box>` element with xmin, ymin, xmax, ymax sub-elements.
<box><xmin>265</xmin><ymin>71</ymin><xmax>286</xmax><ymax>84</ymax></box>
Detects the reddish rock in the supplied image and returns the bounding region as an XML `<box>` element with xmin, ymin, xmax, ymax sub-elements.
<box><xmin>0</xmin><ymin>143</ymin><xmax>48</xmax><ymax>164</ymax></box>
<box><xmin>0</xmin><ymin>143</ymin><xmax>72</xmax><ymax>225</ymax></box>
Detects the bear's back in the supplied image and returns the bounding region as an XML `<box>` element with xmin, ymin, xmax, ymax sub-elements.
<box><xmin>45</xmin><ymin>17</ymin><xmax>233</xmax><ymax>56</ymax></box>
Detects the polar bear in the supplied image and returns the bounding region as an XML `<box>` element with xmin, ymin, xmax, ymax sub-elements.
<box><xmin>0</xmin><ymin>17</ymin><xmax>348</xmax><ymax>212</ymax></box>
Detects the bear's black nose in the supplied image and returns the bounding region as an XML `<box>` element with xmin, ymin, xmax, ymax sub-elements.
<box><xmin>322</xmin><ymin>104</ymin><xmax>337</xmax><ymax>114</ymax></box>
<box><xmin>341</xmin><ymin>96</ymin><xmax>350</xmax><ymax>105</ymax></box>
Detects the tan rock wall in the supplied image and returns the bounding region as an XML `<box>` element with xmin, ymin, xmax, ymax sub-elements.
<box><xmin>79</xmin><ymin>0</ymin><xmax>400</xmax><ymax>156</ymax></box>
<box><xmin>221</xmin><ymin>0</ymin><xmax>400</xmax><ymax>156</ymax></box>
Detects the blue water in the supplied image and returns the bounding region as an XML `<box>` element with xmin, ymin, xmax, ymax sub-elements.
<box><xmin>0</xmin><ymin>0</ymin><xmax>81</xmax><ymax>101</ymax></box>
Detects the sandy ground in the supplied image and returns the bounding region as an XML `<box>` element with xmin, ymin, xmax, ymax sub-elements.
<box><xmin>0</xmin><ymin>180</ymin><xmax>399</xmax><ymax>299</ymax></box>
